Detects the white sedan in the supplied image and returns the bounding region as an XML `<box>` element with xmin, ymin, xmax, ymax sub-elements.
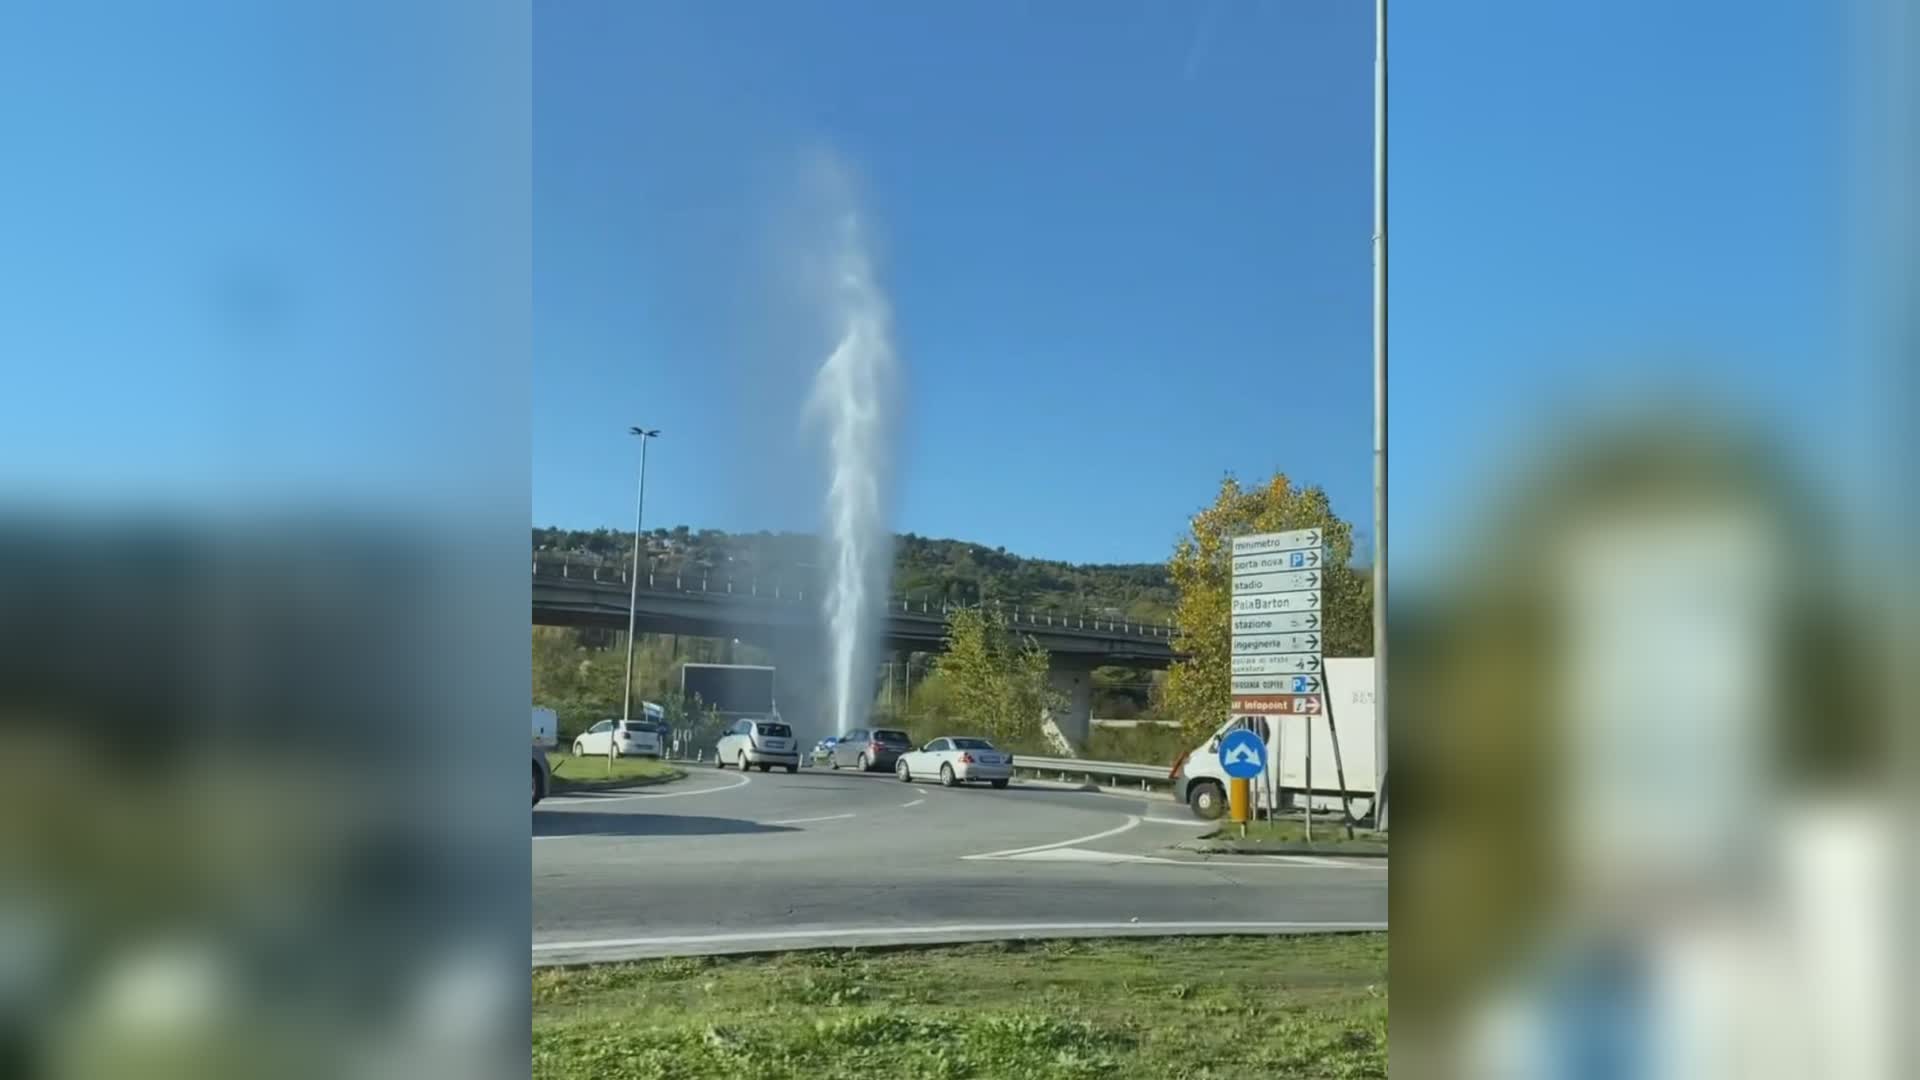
<box><xmin>895</xmin><ymin>736</ymin><xmax>1013</xmax><ymax>789</ymax></box>
<box><xmin>571</xmin><ymin>718</ymin><xmax>662</xmax><ymax>759</ymax></box>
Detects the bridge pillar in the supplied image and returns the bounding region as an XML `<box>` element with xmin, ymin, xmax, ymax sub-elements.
<box><xmin>1045</xmin><ymin>660</ymin><xmax>1096</xmax><ymax>750</ymax></box>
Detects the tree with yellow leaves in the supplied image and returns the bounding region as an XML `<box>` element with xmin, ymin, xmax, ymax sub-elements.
<box><xmin>933</xmin><ymin>604</ymin><xmax>1064</xmax><ymax>749</ymax></box>
<box><xmin>1161</xmin><ymin>473</ymin><xmax>1371</xmax><ymax>739</ymax></box>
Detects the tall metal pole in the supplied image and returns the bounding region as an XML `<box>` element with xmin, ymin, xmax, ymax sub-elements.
<box><xmin>623</xmin><ymin>427</ymin><xmax>659</xmax><ymax>722</ymax></box>
<box><xmin>1371</xmin><ymin>0</ymin><xmax>1389</xmax><ymax>829</ymax></box>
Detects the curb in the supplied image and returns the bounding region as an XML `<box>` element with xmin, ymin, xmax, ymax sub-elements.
<box><xmin>548</xmin><ymin>768</ymin><xmax>689</xmax><ymax>795</ymax></box>
<box><xmin>533</xmin><ymin>922</ymin><xmax>1391</xmax><ymax>966</ymax></box>
<box><xmin>1175</xmin><ymin>838</ymin><xmax>1389</xmax><ymax>859</ymax></box>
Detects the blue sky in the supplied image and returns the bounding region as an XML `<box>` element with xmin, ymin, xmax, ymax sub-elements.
<box><xmin>535</xmin><ymin>1</ymin><xmax>1374</xmax><ymax>565</ymax></box>
<box><xmin>535</xmin><ymin>0</ymin><xmax>1861</xmax><ymax>569</ymax></box>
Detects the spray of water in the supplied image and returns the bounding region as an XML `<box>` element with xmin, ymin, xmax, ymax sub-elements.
<box><xmin>803</xmin><ymin>174</ymin><xmax>898</xmax><ymax>739</ymax></box>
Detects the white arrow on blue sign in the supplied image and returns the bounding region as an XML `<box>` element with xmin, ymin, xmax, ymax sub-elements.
<box><xmin>1217</xmin><ymin>728</ymin><xmax>1267</xmax><ymax>778</ymax></box>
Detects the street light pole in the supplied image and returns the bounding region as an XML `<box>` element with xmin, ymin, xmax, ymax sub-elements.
<box><xmin>1371</xmin><ymin>0</ymin><xmax>1389</xmax><ymax>830</ymax></box>
<box><xmin>623</xmin><ymin>426</ymin><xmax>660</xmax><ymax>723</ymax></box>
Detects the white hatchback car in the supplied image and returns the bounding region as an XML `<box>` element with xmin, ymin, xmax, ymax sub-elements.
<box><xmin>572</xmin><ymin>718</ymin><xmax>662</xmax><ymax>758</ymax></box>
<box><xmin>895</xmin><ymin>736</ymin><xmax>1013</xmax><ymax>788</ymax></box>
<box><xmin>716</xmin><ymin>718</ymin><xmax>800</xmax><ymax>773</ymax></box>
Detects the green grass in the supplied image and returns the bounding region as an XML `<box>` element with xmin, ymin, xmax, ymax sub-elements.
<box><xmin>533</xmin><ymin>934</ymin><xmax>1386</xmax><ymax>1079</ymax></box>
<box><xmin>546</xmin><ymin>752</ymin><xmax>685</xmax><ymax>791</ymax></box>
<box><xmin>1200</xmin><ymin>818</ymin><xmax>1388</xmax><ymax>854</ymax></box>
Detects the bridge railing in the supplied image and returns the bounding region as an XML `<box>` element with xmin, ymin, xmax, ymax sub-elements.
<box><xmin>532</xmin><ymin>554</ymin><xmax>1178</xmax><ymax>641</ymax></box>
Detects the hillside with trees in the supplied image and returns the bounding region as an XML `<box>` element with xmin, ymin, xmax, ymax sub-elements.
<box><xmin>533</xmin><ymin>525</ymin><xmax>1179</xmax><ymax>624</ymax></box>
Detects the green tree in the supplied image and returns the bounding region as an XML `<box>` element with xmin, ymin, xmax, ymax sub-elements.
<box><xmin>1162</xmin><ymin>472</ymin><xmax>1371</xmax><ymax>740</ymax></box>
<box><xmin>933</xmin><ymin>605</ymin><xmax>1064</xmax><ymax>748</ymax></box>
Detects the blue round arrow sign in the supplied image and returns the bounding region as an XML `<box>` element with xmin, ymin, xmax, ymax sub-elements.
<box><xmin>1217</xmin><ymin>728</ymin><xmax>1267</xmax><ymax>779</ymax></box>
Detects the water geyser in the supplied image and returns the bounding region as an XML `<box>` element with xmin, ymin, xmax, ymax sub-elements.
<box><xmin>803</xmin><ymin>181</ymin><xmax>898</xmax><ymax>740</ymax></box>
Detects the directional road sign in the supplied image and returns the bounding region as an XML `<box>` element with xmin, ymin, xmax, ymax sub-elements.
<box><xmin>1230</xmin><ymin>529</ymin><xmax>1326</xmax><ymax>728</ymax></box>
<box><xmin>1232</xmin><ymin>612</ymin><xmax>1322</xmax><ymax>635</ymax></box>
<box><xmin>1230</xmin><ymin>569</ymin><xmax>1322</xmax><ymax>595</ymax></box>
<box><xmin>1217</xmin><ymin>728</ymin><xmax>1267</xmax><ymax>778</ymax></box>
<box><xmin>1234</xmin><ymin>653</ymin><xmax>1329</xmax><ymax>676</ymax></box>
<box><xmin>1229</xmin><ymin>651</ymin><xmax>1322</xmax><ymax>675</ymax></box>
<box><xmin>1232</xmin><ymin>695</ymin><xmax>1323</xmax><ymax>715</ymax></box>
<box><xmin>1232</xmin><ymin>549</ymin><xmax>1324</xmax><ymax>576</ymax></box>
<box><xmin>1231</xmin><ymin>591</ymin><xmax>1321</xmax><ymax>615</ymax></box>
<box><xmin>1233</xmin><ymin>667</ymin><xmax>1327</xmax><ymax>693</ymax></box>
<box><xmin>1230</xmin><ymin>631</ymin><xmax>1324</xmax><ymax>656</ymax></box>
<box><xmin>1230</xmin><ymin>528</ymin><xmax>1322</xmax><ymax>556</ymax></box>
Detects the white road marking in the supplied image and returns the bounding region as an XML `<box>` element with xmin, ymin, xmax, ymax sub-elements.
<box><xmin>915</xmin><ymin>788</ymin><xmax>930</xmax><ymax>795</ymax></box>
<box><xmin>534</xmin><ymin>920</ymin><xmax>1387</xmax><ymax>955</ymax></box>
<box><xmin>963</xmin><ymin>815</ymin><xmax>1142</xmax><ymax>860</ymax></box>
<box><xmin>1140</xmin><ymin>817</ymin><xmax>1204</xmax><ymax>826</ymax></box>
<box><xmin>990</xmin><ymin>848</ymin><xmax>1388</xmax><ymax>871</ymax></box>
<box><xmin>999</xmin><ymin>848</ymin><xmax>1157</xmax><ymax>864</ymax></box>
<box><xmin>765</xmin><ymin>813</ymin><xmax>856</xmax><ymax>826</ymax></box>
<box><xmin>540</xmin><ymin>769</ymin><xmax>752</xmax><ymax>807</ymax></box>
<box><xmin>901</xmin><ymin>798</ymin><xmax>926</xmax><ymax>808</ymax></box>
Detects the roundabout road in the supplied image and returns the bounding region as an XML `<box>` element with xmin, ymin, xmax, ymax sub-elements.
<box><xmin>533</xmin><ymin>764</ymin><xmax>1386</xmax><ymax>964</ymax></box>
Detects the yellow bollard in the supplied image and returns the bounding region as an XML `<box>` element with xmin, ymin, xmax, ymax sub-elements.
<box><xmin>1229</xmin><ymin>776</ymin><xmax>1251</xmax><ymax>829</ymax></box>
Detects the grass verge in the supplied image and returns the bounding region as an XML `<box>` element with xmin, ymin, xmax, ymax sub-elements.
<box><xmin>533</xmin><ymin>933</ymin><xmax>1386</xmax><ymax>1079</ymax></box>
<box><xmin>1194</xmin><ymin>818</ymin><xmax>1388</xmax><ymax>856</ymax></box>
<box><xmin>546</xmin><ymin>752</ymin><xmax>685</xmax><ymax>792</ymax></box>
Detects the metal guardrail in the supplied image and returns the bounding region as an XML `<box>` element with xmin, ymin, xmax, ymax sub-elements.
<box><xmin>1011</xmin><ymin>755</ymin><xmax>1173</xmax><ymax>785</ymax></box>
<box><xmin>532</xmin><ymin>555</ymin><xmax>1178</xmax><ymax>641</ymax></box>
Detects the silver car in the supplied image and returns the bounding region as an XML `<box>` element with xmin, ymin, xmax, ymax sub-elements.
<box><xmin>716</xmin><ymin>718</ymin><xmax>800</xmax><ymax>773</ymax></box>
<box><xmin>829</xmin><ymin>727</ymin><xmax>913</xmax><ymax>772</ymax></box>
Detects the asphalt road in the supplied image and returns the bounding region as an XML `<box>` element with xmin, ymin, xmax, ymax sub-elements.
<box><xmin>533</xmin><ymin>761</ymin><xmax>1386</xmax><ymax>965</ymax></box>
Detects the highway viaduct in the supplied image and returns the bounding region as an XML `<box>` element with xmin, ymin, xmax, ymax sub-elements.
<box><xmin>531</xmin><ymin>561</ymin><xmax>1180</xmax><ymax>745</ymax></box>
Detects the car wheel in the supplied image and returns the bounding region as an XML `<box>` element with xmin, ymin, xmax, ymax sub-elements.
<box><xmin>532</xmin><ymin>764</ymin><xmax>542</xmax><ymax>807</ymax></box>
<box><xmin>785</xmin><ymin>764</ymin><xmax>797</xmax><ymax>774</ymax></box>
<box><xmin>939</xmin><ymin>764</ymin><xmax>957</xmax><ymax>788</ymax></box>
<box><xmin>990</xmin><ymin>779</ymin><xmax>1008</xmax><ymax>789</ymax></box>
<box><xmin>830</xmin><ymin>755</ymin><xmax>840</xmax><ymax>770</ymax></box>
<box><xmin>739</xmin><ymin>752</ymin><xmax>749</xmax><ymax>772</ymax></box>
<box><xmin>1188</xmin><ymin>780</ymin><xmax>1226</xmax><ymax>821</ymax></box>
<box><xmin>896</xmin><ymin>760</ymin><xmax>911</xmax><ymax>782</ymax></box>
<box><xmin>857</xmin><ymin>753</ymin><xmax>869</xmax><ymax>772</ymax></box>
<box><xmin>572</xmin><ymin>740</ymin><xmax>584</xmax><ymax>757</ymax></box>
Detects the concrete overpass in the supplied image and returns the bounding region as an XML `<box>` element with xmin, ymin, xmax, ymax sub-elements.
<box><xmin>531</xmin><ymin>560</ymin><xmax>1181</xmax><ymax>743</ymax></box>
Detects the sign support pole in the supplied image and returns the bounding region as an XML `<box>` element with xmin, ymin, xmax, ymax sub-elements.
<box><xmin>1275</xmin><ymin>716</ymin><xmax>1285</xmax><ymax>825</ymax></box>
<box><xmin>1304</xmin><ymin>713</ymin><xmax>1314</xmax><ymax>846</ymax></box>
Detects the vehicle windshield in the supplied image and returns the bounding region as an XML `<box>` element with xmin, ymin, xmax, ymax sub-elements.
<box><xmin>756</xmin><ymin>723</ymin><xmax>792</xmax><ymax>738</ymax></box>
<box><xmin>620</xmin><ymin>722</ymin><xmax>652</xmax><ymax>733</ymax></box>
<box><xmin>950</xmin><ymin>738</ymin><xmax>994</xmax><ymax>750</ymax></box>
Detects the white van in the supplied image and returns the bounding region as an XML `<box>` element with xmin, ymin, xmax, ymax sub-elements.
<box><xmin>1170</xmin><ymin>658</ymin><xmax>1380</xmax><ymax>820</ymax></box>
<box><xmin>532</xmin><ymin>707</ymin><xmax>558</xmax><ymax>750</ymax></box>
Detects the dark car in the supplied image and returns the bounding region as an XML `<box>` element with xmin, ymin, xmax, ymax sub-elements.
<box><xmin>829</xmin><ymin>727</ymin><xmax>914</xmax><ymax>772</ymax></box>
